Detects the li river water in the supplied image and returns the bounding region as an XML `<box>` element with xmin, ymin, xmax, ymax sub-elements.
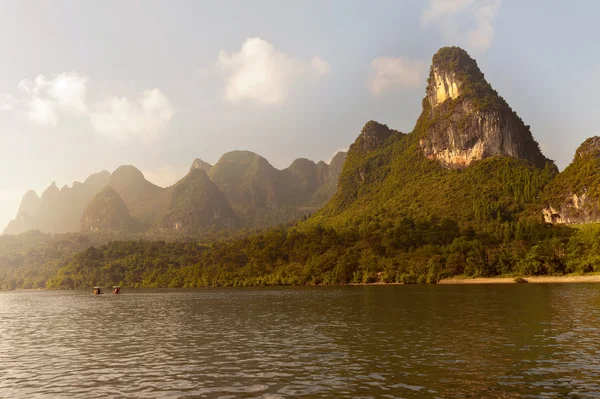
<box><xmin>0</xmin><ymin>285</ymin><xmax>599</xmax><ymax>398</ymax></box>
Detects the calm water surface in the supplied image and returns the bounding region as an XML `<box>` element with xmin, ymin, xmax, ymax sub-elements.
<box><xmin>1</xmin><ymin>285</ymin><xmax>600</xmax><ymax>398</ymax></box>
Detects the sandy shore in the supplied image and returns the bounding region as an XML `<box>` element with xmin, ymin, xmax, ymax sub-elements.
<box><xmin>438</xmin><ymin>275</ymin><xmax>600</xmax><ymax>284</ymax></box>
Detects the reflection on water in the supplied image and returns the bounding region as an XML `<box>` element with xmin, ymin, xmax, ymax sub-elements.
<box><xmin>0</xmin><ymin>285</ymin><xmax>599</xmax><ymax>398</ymax></box>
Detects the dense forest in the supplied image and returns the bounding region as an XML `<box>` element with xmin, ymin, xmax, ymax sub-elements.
<box><xmin>40</xmin><ymin>218</ymin><xmax>596</xmax><ymax>289</ymax></box>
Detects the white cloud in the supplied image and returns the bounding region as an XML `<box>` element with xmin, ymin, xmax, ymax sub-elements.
<box><xmin>368</xmin><ymin>57</ymin><xmax>428</xmax><ymax>96</ymax></box>
<box><xmin>422</xmin><ymin>0</ymin><xmax>501</xmax><ymax>52</ymax></box>
<box><xmin>217</xmin><ymin>37</ymin><xmax>329</xmax><ymax>105</ymax></box>
<box><xmin>4</xmin><ymin>72</ymin><xmax>174</xmax><ymax>143</ymax></box>
<box><xmin>311</xmin><ymin>56</ymin><xmax>330</xmax><ymax>76</ymax></box>
<box><xmin>18</xmin><ymin>72</ymin><xmax>89</xmax><ymax>125</ymax></box>
<box><xmin>89</xmin><ymin>88</ymin><xmax>174</xmax><ymax>143</ymax></box>
<box><xmin>27</xmin><ymin>97</ymin><xmax>59</xmax><ymax>126</ymax></box>
<box><xmin>46</xmin><ymin>73</ymin><xmax>89</xmax><ymax>114</ymax></box>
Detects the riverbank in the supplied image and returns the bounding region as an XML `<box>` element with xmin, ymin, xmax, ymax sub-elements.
<box><xmin>438</xmin><ymin>275</ymin><xmax>600</xmax><ymax>284</ymax></box>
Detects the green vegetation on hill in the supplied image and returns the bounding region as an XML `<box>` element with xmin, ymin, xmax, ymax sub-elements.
<box><xmin>544</xmin><ymin>137</ymin><xmax>600</xmax><ymax>207</ymax></box>
<box><xmin>81</xmin><ymin>186</ymin><xmax>134</xmax><ymax>232</ymax></box>
<box><xmin>320</xmin><ymin>114</ymin><xmax>556</xmax><ymax>232</ymax></box>
<box><xmin>0</xmin><ymin>231</ymin><xmax>108</xmax><ymax>290</ymax></box>
<box><xmin>153</xmin><ymin>169</ymin><xmax>239</xmax><ymax>234</ymax></box>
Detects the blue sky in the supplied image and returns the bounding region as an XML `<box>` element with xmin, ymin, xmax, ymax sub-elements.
<box><xmin>0</xmin><ymin>0</ymin><xmax>599</xmax><ymax>230</ymax></box>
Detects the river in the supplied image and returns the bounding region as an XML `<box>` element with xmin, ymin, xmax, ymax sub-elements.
<box><xmin>1</xmin><ymin>285</ymin><xmax>599</xmax><ymax>398</ymax></box>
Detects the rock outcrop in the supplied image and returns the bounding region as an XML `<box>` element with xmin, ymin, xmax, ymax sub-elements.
<box><xmin>543</xmin><ymin>137</ymin><xmax>600</xmax><ymax>224</ymax></box>
<box><xmin>419</xmin><ymin>47</ymin><xmax>549</xmax><ymax>169</ymax></box>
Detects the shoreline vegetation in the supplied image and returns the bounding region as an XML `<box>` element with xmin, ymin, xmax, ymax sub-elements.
<box><xmin>438</xmin><ymin>274</ymin><xmax>600</xmax><ymax>284</ymax></box>
<box><xmin>5</xmin><ymin>274</ymin><xmax>600</xmax><ymax>292</ymax></box>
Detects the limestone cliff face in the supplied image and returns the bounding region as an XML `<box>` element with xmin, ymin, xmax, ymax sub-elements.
<box><xmin>419</xmin><ymin>47</ymin><xmax>549</xmax><ymax>169</ymax></box>
<box><xmin>542</xmin><ymin>137</ymin><xmax>600</xmax><ymax>224</ymax></box>
<box><xmin>542</xmin><ymin>193</ymin><xmax>597</xmax><ymax>224</ymax></box>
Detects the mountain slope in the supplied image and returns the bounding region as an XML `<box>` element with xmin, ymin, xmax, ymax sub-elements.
<box><xmin>108</xmin><ymin>166</ymin><xmax>170</xmax><ymax>230</ymax></box>
<box><xmin>153</xmin><ymin>169</ymin><xmax>239</xmax><ymax>234</ymax></box>
<box><xmin>81</xmin><ymin>186</ymin><xmax>134</xmax><ymax>232</ymax></box>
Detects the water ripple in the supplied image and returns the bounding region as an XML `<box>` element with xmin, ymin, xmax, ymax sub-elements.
<box><xmin>0</xmin><ymin>285</ymin><xmax>599</xmax><ymax>398</ymax></box>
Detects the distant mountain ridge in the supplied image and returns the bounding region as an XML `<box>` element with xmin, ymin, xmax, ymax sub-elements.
<box><xmin>3</xmin><ymin>150</ymin><xmax>347</xmax><ymax>235</ymax></box>
<box><xmin>4</xmin><ymin>171</ymin><xmax>111</xmax><ymax>235</ymax></box>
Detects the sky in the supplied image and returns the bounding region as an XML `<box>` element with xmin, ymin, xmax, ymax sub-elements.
<box><xmin>1</xmin><ymin>0</ymin><xmax>599</xmax><ymax>231</ymax></box>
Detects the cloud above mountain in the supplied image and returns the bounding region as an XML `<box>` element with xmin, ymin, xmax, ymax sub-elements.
<box><xmin>1</xmin><ymin>73</ymin><xmax>174</xmax><ymax>143</ymax></box>
<box><xmin>89</xmin><ymin>89</ymin><xmax>174</xmax><ymax>143</ymax></box>
<box><xmin>17</xmin><ymin>72</ymin><xmax>88</xmax><ymax>126</ymax></box>
<box><xmin>422</xmin><ymin>0</ymin><xmax>501</xmax><ymax>52</ymax></box>
<box><xmin>217</xmin><ymin>37</ymin><xmax>329</xmax><ymax>105</ymax></box>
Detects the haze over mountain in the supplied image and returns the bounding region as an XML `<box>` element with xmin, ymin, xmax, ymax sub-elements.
<box><xmin>3</xmin><ymin>151</ymin><xmax>346</xmax><ymax>235</ymax></box>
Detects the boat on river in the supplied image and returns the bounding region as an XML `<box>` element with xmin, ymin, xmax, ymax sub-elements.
<box><xmin>113</xmin><ymin>286</ymin><xmax>121</xmax><ymax>294</ymax></box>
<box><xmin>93</xmin><ymin>286</ymin><xmax>104</xmax><ymax>295</ymax></box>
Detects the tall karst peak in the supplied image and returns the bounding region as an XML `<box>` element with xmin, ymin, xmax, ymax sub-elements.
<box><xmin>427</xmin><ymin>46</ymin><xmax>483</xmax><ymax>107</ymax></box>
<box><xmin>419</xmin><ymin>46</ymin><xmax>550</xmax><ymax>169</ymax></box>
